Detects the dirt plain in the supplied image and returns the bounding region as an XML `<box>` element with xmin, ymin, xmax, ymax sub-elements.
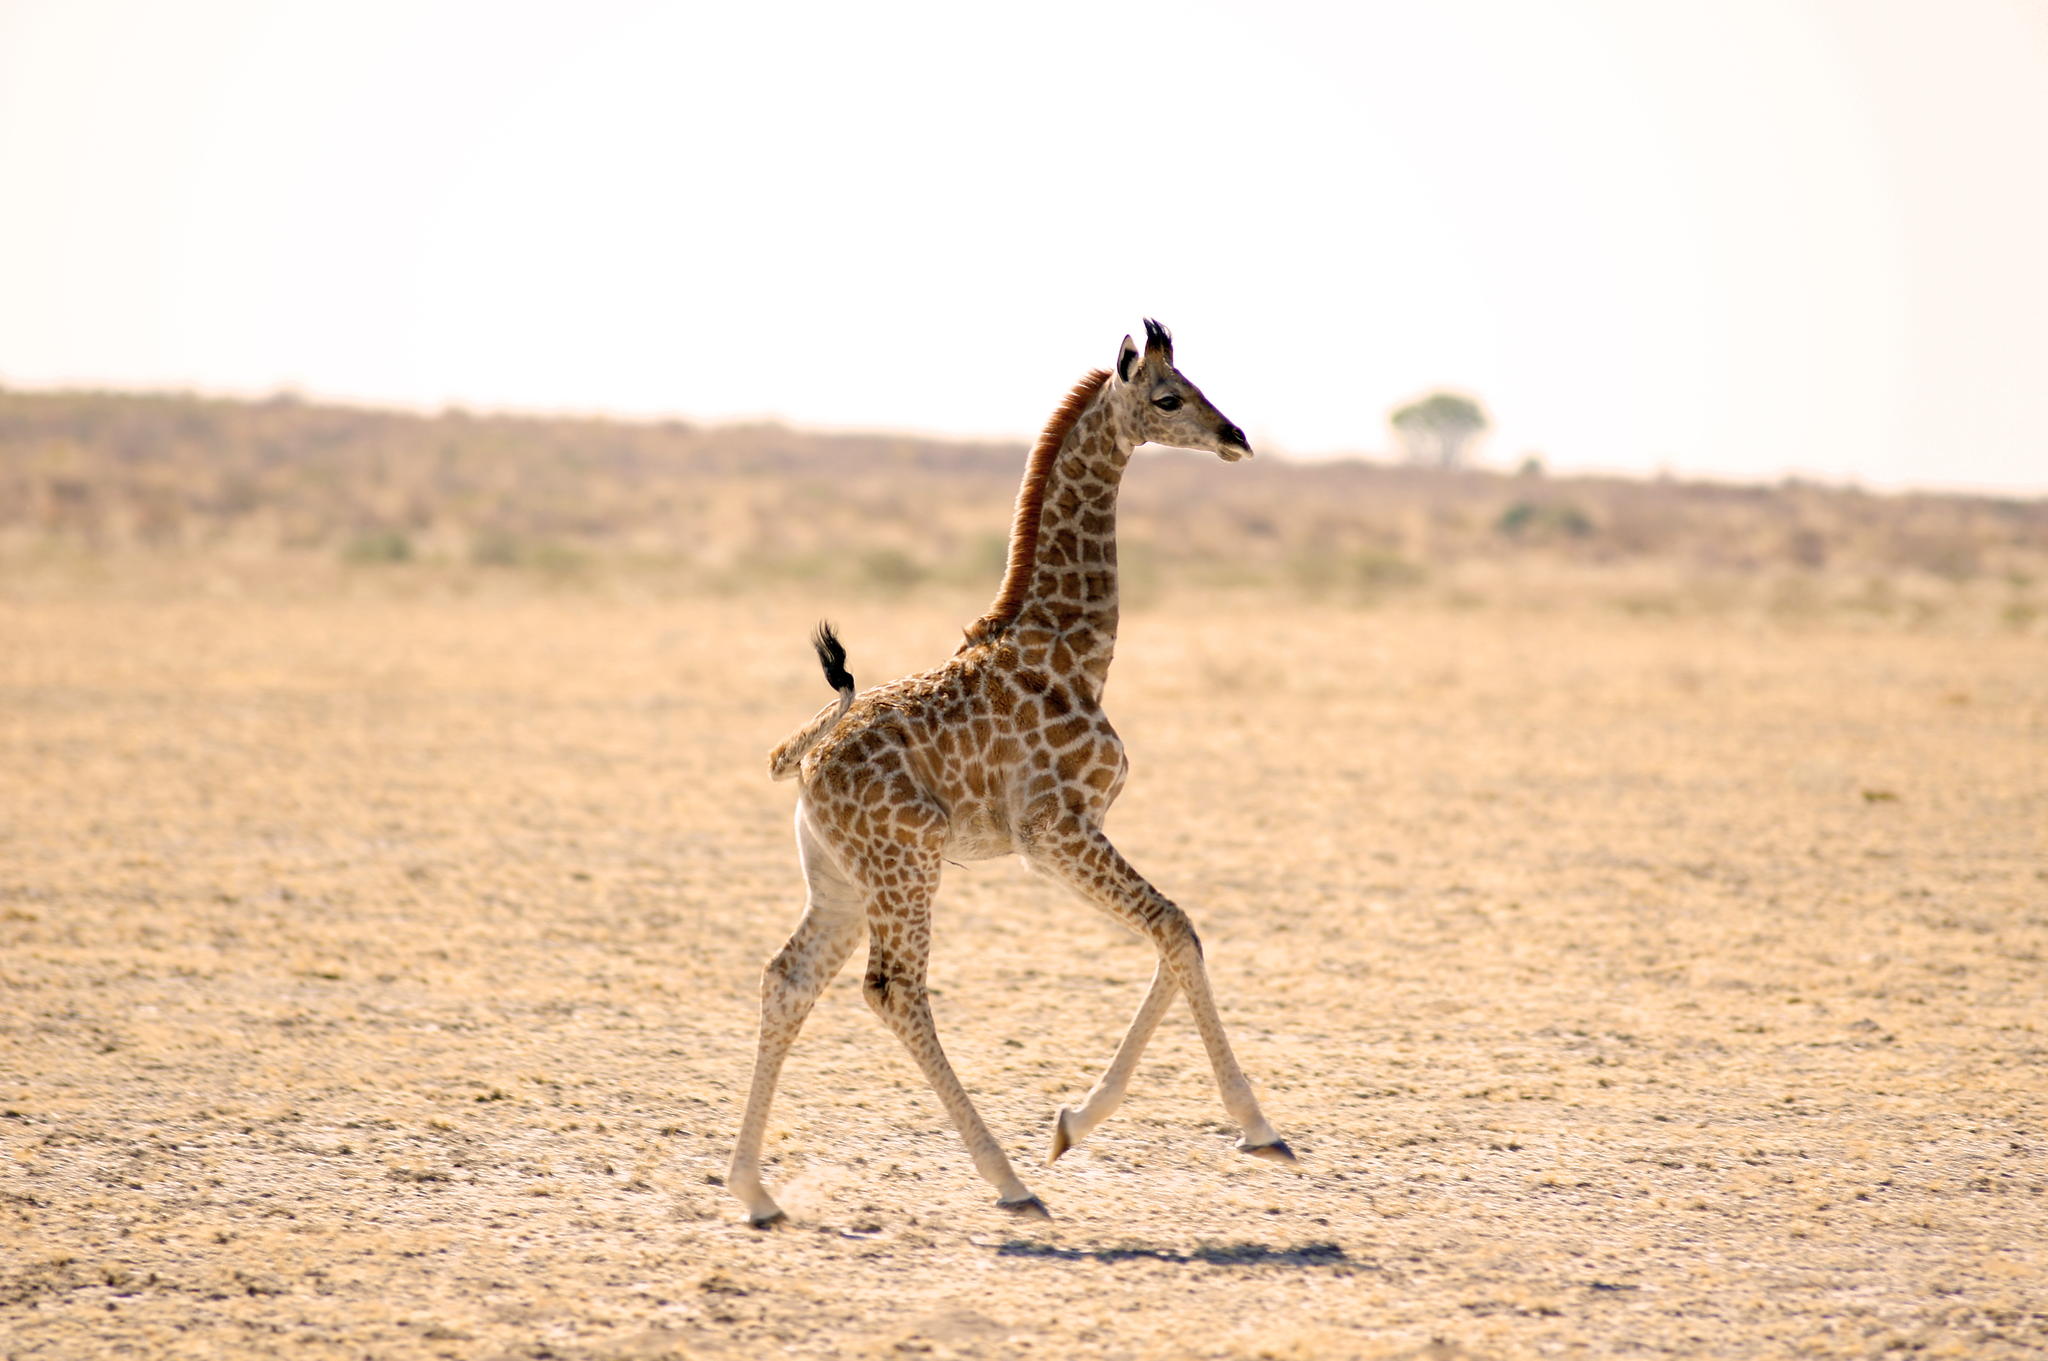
<box><xmin>2</xmin><ymin>575</ymin><xmax>2044</xmax><ymax>1360</ymax></box>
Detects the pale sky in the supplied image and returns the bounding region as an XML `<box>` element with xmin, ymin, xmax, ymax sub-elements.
<box><xmin>2</xmin><ymin>0</ymin><xmax>2045</xmax><ymax>492</ymax></box>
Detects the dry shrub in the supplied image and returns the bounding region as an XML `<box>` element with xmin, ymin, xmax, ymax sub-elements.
<box><xmin>1</xmin><ymin>388</ymin><xmax>2042</xmax><ymax>629</ymax></box>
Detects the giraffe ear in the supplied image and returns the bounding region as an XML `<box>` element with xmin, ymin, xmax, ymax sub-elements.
<box><xmin>1115</xmin><ymin>334</ymin><xmax>1141</xmax><ymax>383</ymax></box>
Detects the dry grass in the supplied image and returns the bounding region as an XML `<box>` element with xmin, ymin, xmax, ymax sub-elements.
<box><xmin>3</xmin><ymin>385</ymin><xmax>2043</xmax><ymax>1355</ymax></box>
<box><xmin>5</xmin><ymin>387</ymin><xmax>2046</xmax><ymax>633</ymax></box>
<box><xmin>3</xmin><ymin>572</ymin><xmax>2043</xmax><ymax>1359</ymax></box>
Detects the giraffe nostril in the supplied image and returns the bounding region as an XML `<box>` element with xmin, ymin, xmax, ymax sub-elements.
<box><xmin>1219</xmin><ymin>423</ymin><xmax>1250</xmax><ymax>452</ymax></box>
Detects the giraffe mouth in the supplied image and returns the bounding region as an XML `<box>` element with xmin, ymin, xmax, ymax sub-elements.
<box><xmin>1217</xmin><ymin>423</ymin><xmax>1252</xmax><ymax>461</ymax></box>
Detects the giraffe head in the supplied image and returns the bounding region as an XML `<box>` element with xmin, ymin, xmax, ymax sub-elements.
<box><xmin>1112</xmin><ymin>319</ymin><xmax>1253</xmax><ymax>462</ymax></box>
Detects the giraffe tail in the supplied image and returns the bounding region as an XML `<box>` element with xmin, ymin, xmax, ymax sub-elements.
<box><xmin>766</xmin><ymin>621</ymin><xmax>857</xmax><ymax>781</ymax></box>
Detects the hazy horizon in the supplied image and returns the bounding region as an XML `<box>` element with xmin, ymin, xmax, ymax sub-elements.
<box><xmin>4</xmin><ymin>0</ymin><xmax>2045</xmax><ymax>495</ymax></box>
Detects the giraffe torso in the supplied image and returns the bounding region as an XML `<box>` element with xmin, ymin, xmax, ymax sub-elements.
<box><xmin>799</xmin><ymin>632</ymin><xmax>1128</xmax><ymax>863</ymax></box>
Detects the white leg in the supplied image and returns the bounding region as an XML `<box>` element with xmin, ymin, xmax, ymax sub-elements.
<box><xmin>1048</xmin><ymin>960</ymin><xmax>1175</xmax><ymax>1161</ymax></box>
<box><xmin>727</xmin><ymin>809</ymin><xmax>863</xmax><ymax>1226</ymax></box>
<box><xmin>1025</xmin><ymin>818</ymin><xmax>1291</xmax><ymax>1163</ymax></box>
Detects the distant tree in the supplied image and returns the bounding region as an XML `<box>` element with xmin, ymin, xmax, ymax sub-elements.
<box><xmin>1390</xmin><ymin>391</ymin><xmax>1490</xmax><ymax>469</ymax></box>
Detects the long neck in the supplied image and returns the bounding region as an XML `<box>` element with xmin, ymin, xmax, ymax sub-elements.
<box><xmin>1015</xmin><ymin>399</ymin><xmax>1129</xmax><ymax>613</ymax></box>
<box><xmin>965</xmin><ymin>372</ymin><xmax>1133</xmax><ymax>697</ymax></box>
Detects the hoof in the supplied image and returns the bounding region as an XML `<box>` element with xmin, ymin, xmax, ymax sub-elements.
<box><xmin>1238</xmin><ymin>1137</ymin><xmax>1297</xmax><ymax>1165</ymax></box>
<box><xmin>998</xmin><ymin>1194</ymin><xmax>1052</xmax><ymax>1220</ymax></box>
<box><xmin>748</xmin><ymin>1209</ymin><xmax>788</xmax><ymax>1229</ymax></box>
<box><xmin>1047</xmin><ymin>1106</ymin><xmax>1078</xmax><ymax>1164</ymax></box>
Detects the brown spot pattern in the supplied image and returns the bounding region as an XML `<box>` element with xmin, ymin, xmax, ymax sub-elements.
<box><xmin>732</xmin><ymin>331</ymin><xmax>1283</xmax><ymax>1225</ymax></box>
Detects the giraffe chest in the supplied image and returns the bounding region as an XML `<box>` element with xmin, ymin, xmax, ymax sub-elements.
<box><xmin>953</xmin><ymin>708</ymin><xmax>1128</xmax><ymax>833</ymax></box>
<box><xmin>905</xmin><ymin>704</ymin><xmax>1127</xmax><ymax>860</ymax></box>
<box><xmin>892</xmin><ymin>660</ymin><xmax>1131</xmax><ymax>856</ymax></box>
<box><xmin>941</xmin><ymin>803</ymin><xmax>1018</xmax><ymax>861</ymax></box>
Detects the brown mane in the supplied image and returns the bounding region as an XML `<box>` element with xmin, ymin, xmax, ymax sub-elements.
<box><xmin>961</xmin><ymin>367</ymin><xmax>1112</xmax><ymax>647</ymax></box>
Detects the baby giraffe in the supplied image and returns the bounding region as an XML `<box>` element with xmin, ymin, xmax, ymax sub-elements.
<box><xmin>728</xmin><ymin>321</ymin><xmax>1292</xmax><ymax>1225</ymax></box>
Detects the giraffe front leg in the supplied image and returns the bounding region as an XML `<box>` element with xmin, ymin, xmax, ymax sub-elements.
<box><xmin>1047</xmin><ymin>959</ymin><xmax>1175</xmax><ymax>1162</ymax></box>
<box><xmin>1165</xmin><ymin>918</ymin><xmax>1295</xmax><ymax>1164</ymax></box>
<box><xmin>1025</xmin><ymin>819</ymin><xmax>1293</xmax><ymax>1166</ymax></box>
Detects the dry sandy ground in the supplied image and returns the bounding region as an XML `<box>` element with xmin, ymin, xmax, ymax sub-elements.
<box><xmin>2</xmin><ymin>586</ymin><xmax>2043</xmax><ymax>1359</ymax></box>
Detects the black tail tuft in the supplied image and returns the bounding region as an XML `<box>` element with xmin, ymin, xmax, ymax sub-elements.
<box><xmin>811</xmin><ymin>621</ymin><xmax>854</xmax><ymax>695</ymax></box>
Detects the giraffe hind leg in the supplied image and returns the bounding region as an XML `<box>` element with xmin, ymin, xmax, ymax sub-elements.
<box><xmin>727</xmin><ymin>809</ymin><xmax>864</xmax><ymax>1226</ymax></box>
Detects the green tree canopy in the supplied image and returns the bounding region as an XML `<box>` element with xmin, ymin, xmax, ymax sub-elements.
<box><xmin>1389</xmin><ymin>391</ymin><xmax>1490</xmax><ymax>469</ymax></box>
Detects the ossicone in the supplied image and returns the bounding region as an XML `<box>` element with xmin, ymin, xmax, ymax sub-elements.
<box><xmin>1141</xmin><ymin>318</ymin><xmax>1173</xmax><ymax>363</ymax></box>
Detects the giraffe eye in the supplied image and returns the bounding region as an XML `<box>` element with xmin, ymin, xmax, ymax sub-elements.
<box><xmin>1152</xmin><ymin>394</ymin><xmax>1183</xmax><ymax>412</ymax></box>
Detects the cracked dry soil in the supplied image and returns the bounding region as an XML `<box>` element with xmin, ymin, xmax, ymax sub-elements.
<box><xmin>3</xmin><ymin>590</ymin><xmax>2044</xmax><ymax>1359</ymax></box>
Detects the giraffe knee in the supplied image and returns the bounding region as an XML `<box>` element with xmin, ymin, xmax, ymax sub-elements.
<box><xmin>758</xmin><ymin>956</ymin><xmax>809</xmax><ymax>1020</ymax></box>
<box><xmin>761</xmin><ymin>938</ymin><xmax>840</xmax><ymax>1007</ymax></box>
<box><xmin>762</xmin><ymin>945</ymin><xmax>806</xmax><ymax>991</ymax></box>
<box><xmin>1151</xmin><ymin>905</ymin><xmax>1204</xmax><ymax>965</ymax></box>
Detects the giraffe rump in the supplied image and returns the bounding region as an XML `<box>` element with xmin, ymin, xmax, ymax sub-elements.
<box><xmin>766</xmin><ymin>621</ymin><xmax>858</xmax><ymax>781</ymax></box>
<box><xmin>961</xmin><ymin>368</ymin><xmax>1112</xmax><ymax>648</ymax></box>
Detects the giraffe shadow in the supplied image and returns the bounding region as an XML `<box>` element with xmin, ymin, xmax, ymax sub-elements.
<box><xmin>990</xmin><ymin>1239</ymin><xmax>1351</xmax><ymax>1268</ymax></box>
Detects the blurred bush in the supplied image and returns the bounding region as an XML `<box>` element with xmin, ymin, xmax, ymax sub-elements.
<box><xmin>2</xmin><ymin>387</ymin><xmax>2042</xmax><ymax>628</ymax></box>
